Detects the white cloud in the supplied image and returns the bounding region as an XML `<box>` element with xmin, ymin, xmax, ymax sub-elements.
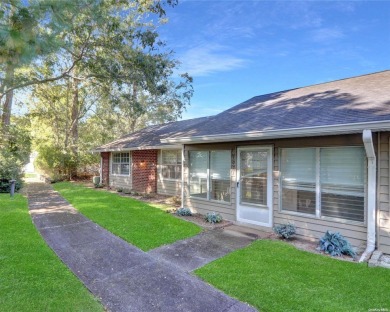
<box><xmin>311</xmin><ymin>27</ymin><xmax>345</xmax><ymax>43</ymax></box>
<box><xmin>179</xmin><ymin>44</ymin><xmax>247</xmax><ymax>77</ymax></box>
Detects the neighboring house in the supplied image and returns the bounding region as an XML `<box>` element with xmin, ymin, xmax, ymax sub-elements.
<box><xmin>95</xmin><ymin>70</ymin><xmax>390</xmax><ymax>259</ymax></box>
<box><xmin>93</xmin><ymin>117</ymin><xmax>209</xmax><ymax>196</ymax></box>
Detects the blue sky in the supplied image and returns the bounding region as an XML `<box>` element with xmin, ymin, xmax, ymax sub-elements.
<box><xmin>159</xmin><ymin>1</ymin><xmax>390</xmax><ymax>120</ymax></box>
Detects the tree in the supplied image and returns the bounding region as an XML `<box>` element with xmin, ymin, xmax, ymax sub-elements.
<box><xmin>27</xmin><ymin>0</ymin><xmax>192</xmax><ymax>178</ymax></box>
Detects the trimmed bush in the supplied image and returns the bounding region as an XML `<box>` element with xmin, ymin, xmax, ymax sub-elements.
<box><xmin>176</xmin><ymin>207</ymin><xmax>192</xmax><ymax>216</ymax></box>
<box><xmin>318</xmin><ymin>231</ymin><xmax>357</xmax><ymax>258</ymax></box>
<box><xmin>273</xmin><ymin>223</ymin><xmax>296</xmax><ymax>239</ymax></box>
<box><xmin>204</xmin><ymin>212</ymin><xmax>222</xmax><ymax>224</ymax></box>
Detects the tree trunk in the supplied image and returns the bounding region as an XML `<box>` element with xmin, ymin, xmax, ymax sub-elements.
<box><xmin>1</xmin><ymin>64</ymin><xmax>15</xmax><ymax>132</ymax></box>
<box><xmin>70</xmin><ymin>73</ymin><xmax>80</xmax><ymax>178</ymax></box>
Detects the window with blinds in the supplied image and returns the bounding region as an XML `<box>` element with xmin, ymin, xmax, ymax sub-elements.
<box><xmin>280</xmin><ymin>147</ymin><xmax>365</xmax><ymax>222</ymax></box>
<box><xmin>210</xmin><ymin>151</ymin><xmax>231</xmax><ymax>202</ymax></box>
<box><xmin>189</xmin><ymin>150</ymin><xmax>231</xmax><ymax>202</ymax></box>
<box><xmin>161</xmin><ymin>150</ymin><xmax>182</xmax><ymax>180</ymax></box>
<box><xmin>112</xmin><ymin>152</ymin><xmax>130</xmax><ymax>175</ymax></box>
<box><xmin>320</xmin><ymin>147</ymin><xmax>365</xmax><ymax>222</ymax></box>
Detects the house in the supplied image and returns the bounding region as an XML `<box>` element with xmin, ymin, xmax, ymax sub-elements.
<box><xmin>95</xmin><ymin>70</ymin><xmax>390</xmax><ymax>260</ymax></box>
<box><xmin>94</xmin><ymin>116</ymin><xmax>209</xmax><ymax>195</ymax></box>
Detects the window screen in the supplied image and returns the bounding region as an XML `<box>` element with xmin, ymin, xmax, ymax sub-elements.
<box><xmin>281</xmin><ymin>148</ymin><xmax>316</xmax><ymax>215</ymax></box>
<box><xmin>161</xmin><ymin>150</ymin><xmax>182</xmax><ymax>180</ymax></box>
<box><xmin>210</xmin><ymin>151</ymin><xmax>231</xmax><ymax>202</ymax></box>
<box><xmin>189</xmin><ymin>151</ymin><xmax>208</xmax><ymax>198</ymax></box>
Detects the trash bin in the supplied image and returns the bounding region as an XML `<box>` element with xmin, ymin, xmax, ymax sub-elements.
<box><xmin>10</xmin><ymin>179</ymin><xmax>16</xmax><ymax>198</ymax></box>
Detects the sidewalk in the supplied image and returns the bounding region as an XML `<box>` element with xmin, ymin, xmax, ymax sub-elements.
<box><xmin>27</xmin><ymin>182</ymin><xmax>257</xmax><ymax>312</ymax></box>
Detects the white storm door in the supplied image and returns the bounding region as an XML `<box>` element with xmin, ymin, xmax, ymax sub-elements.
<box><xmin>236</xmin><ymin>147</ymin><xmax>273</xmax><ymax>227</ymax></box>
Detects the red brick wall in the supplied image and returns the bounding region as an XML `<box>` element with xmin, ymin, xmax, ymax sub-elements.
<box><xmin>101</xmin><ymin>152</ymin><xmax>110</xmax><ymax>186</ymax></box>
<box><xmin>132</xmin><ymin>150</ymin><xmax>157</xmax><ymax>193</ymax></box>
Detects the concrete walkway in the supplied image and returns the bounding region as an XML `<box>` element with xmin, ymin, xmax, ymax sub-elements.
<box><xmin>27</xmin><ymin>182</ymin><xmax>257</xmax><ymax>312</ymax></box>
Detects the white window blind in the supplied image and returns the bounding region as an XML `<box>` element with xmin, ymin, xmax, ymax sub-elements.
<box><xmin>280</xmin><ymin>147</ymin><xmax>366</xmax><ymax>222</ymax></box>
<box><xmin>320</xmin><ymin>147</ymin><xmax>365</xmax><ymax>222</ymax></box>
<box><xmin>210</xmin><ymin>151</ymin><xmax>231</xmax><ymax>202</ymax></box>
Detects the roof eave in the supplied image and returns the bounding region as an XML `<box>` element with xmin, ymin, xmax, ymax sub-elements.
<box><xmin>92</xmin><ymin>144</ymin><xmax>182</xmax><ymax>153</ymax></box>
<box><xmin>161</xmin><ymin>120</ymin><xmax>390</xmax><ymax>144</ymax></box>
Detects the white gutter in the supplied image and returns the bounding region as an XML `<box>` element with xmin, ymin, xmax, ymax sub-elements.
<box><xmin>161</xmin><ymin>120</ymin><xmax>390</xmax><ymax>144</ymax></box>
<box><xmin>181</xmin><ymin>145</ymin><xmax>185</xmax><ymax>209</ymax></box>
<box><xmin>359</xmin><ymin>129</ymin><xmax>377</xmax><ymax>262</ymax></box>
<box><xmin>92</xmin><ymin>144</ymin><xmax>182</xmax><ymax>153</ymax></box>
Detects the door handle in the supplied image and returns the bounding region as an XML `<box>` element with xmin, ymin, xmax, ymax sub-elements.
<box><xmin>237</xmin><ymin>181</ymin><xmax>239</xmax><ymax>188</ymax></box>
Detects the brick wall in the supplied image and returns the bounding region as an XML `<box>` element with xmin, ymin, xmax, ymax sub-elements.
<box><xmin>101</xmin><ymin>152</ymin><xmax>110</xmax><ymax>186</ymax></box>
<box><xmin>132</xmin><ymin>150</ymin><xmax>158</xmax><ymax>193</ymax></box>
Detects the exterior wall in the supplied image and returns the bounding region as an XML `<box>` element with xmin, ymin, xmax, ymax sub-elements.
<box><xmin>132</xmin><ymin>150</ymin><xmax>158</xmax><ymax>193</ymax></box>
<box><xmin>101</xmin><ymin>152</ymin><xmax>110</xmax><ymax>186</ymax></box>
<box><xmin>378</xmin><ymin>132</ymin><xmax>390</xmax><ymax>253</ymax></box>
<box><xmin>183</xmin><ymin>134</ymin><xmax>370</xmax><ymax>248</ymax></box>
<box><xmin>157</xmin><ymin>150</ymin><xmax>182</xmax><ymax>196</ymax></box>
<box><xmin>108</xmin><ymin>152</ymin><xmax>132</xmax><ymax>190</ymax></box>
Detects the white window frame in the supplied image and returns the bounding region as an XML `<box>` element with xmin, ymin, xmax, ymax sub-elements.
<box><xmin>111</xmin><ymin>152</ymin><xmax>131</xmax><ymax>176</ymax></box>
<box><xmin>279</xmin><ymin>146</ymin><xmax>367</xmax><ymax>225</ymax></box>
<box><xmin>160</xmin><ymin>150</ymin><xmax>182</xmax><ymax>181</ymax></box>
<box><xmin>188</xmin><ymin>150</ymin><xmax>232</xmax><ymax>204</ymax></box>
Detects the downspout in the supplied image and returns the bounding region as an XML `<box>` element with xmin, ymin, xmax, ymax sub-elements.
<box><xmin>100</xmin><ymin>154</ymin><xmax>103</xmax><ymax>184</ymax></box>
<box><xmin>359</xmin><ymin>129</ymin><xmax>377</xmax><ymax>262</ymax></box>
<box><xmin>181</xmin><ymin>145</ymin><xmax>185</xmax><ymax>209</ymax></box>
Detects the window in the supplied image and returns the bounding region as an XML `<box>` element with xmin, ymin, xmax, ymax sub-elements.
<box><xmin>189</xmin><ymin>150</ymin><xmax>231</xmax><ymax>202</ymax></box>
<box><xmin>112</xmin><ymin>152</ymin><xmax>130</xmax><ymax>175</ymax></box>
<box><xmin>280</xmin><ymin>147</ymin><xmax>365</xmax><ymax>222</ymax></box>
<box><xmin>161</xmin><ymin>150</ymin><xmax>182</xmax><ymax>180</ymax></box>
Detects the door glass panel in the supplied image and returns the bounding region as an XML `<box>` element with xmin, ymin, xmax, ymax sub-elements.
<box><xmin>240</xmin><ymin>150</ymin><xmax>268</xmax><ymax>206</ymax></box>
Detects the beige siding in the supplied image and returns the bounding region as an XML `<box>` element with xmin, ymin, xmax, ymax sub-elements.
<box><xmin>157</xmin><ymin>179</ymin><xmax>181</xmax><ymax>196</ymax></box>
<box><xmin>378</xmin><ymin>132</ymin><xmax>390</xmax><ymax>253</ymax></box>
<box><xmin>110</xmin><ymin>174</ymin><xmax>132</xmax><ymax>190</ymax></box>
<box><xmin>184</xmin><ymin>134</ymin><xmax>370</xmax><ymax>249</ymax></box>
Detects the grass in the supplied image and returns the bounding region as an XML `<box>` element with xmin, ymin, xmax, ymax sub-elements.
<box><xmin>24</xmin><ymin>173</ymin><xmax>37</xmax><ymax>178</ymax></box>
<box><xmin>53</xmin><ymin>182</ymin><xmax>202</xmax><ymax>251</ymax></box>
<box><xmin>195</xmin><ymin>240</ymin><xmax>390</xmax><ymax>312</ymax></box>
<box><xmin>0</xmin><ymin>194</ymin><xmax>103</xmax><ymax>311</ymax></box>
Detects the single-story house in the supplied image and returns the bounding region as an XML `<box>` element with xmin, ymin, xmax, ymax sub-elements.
<box><xmin>94</xmin><ymin>70</ymin><xmax>390</xmax><ymax>260</ymax></box>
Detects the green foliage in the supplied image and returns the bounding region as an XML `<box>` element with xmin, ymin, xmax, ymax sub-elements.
<box><xmin>273</xmin><ymin>222</ymin><xmax>296</xmax><ymax>239</ymax></box>
<box><xmin>318</xmin><ymin>231</ymin><xmax>357</xmax><ymax>258</ymax></box>
<box><xmin>0</xmin><ymin>193</ymin><xmax>103</xmax><ymax>311</ymax></box>
<box><xmin>53</xmin><ymin>182</ymin><xmax>201</xmax><ymax>251</ymax></box>
<box><xmin>204</xmin><ymin>212</ymin><xmax>222</xmax><ymax>224</ymax></box>
<box><xmin>176</xmin><ymin>207</ymin><xmax>192</xmax><ymax>216</ymax></box>
<box><xmin>195</xmin><ymin>240</ymin><xmax>390</xmax><ymax>312</ymax></box>
<box><xmin>0</xmin><ymin>122</ymin><xmax>31</xmax><ymax>192</ymax></box>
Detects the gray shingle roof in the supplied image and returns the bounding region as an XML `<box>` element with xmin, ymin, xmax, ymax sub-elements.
<box><xmin>94</xmin><ymin>116</ymin><xmax>210</xmax><ymax>151</ymax></box>
<box><xmin>167</xmin><ymin>70</ymin><xmax>390</xmax><ymax>140</ymax></box>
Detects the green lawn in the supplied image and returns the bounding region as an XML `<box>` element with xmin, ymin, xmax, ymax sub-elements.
<box><xmin>195</xmin><ymin>240</ymin><xmax>390</xmax><ymax>312</ymax></box>
<box><xmin>53</xmin><ymin>182</ymin><xmax>202</xmax><ymax>251</ymax></box>
<box><xmin>0</xmin><ymin>194</ymin><xmax>103</xmax><ymax>312</ymax></box>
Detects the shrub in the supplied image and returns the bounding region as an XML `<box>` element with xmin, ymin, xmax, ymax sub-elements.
<box><xmin>176</xmin><ymin>207</ymin><xmax>192</xmax><ymax>216</ymax></box>
<box><xmin>273</xmin><ymin>223</ymin><xmax>296</xmax><ymax>239</ymax></box>
<box><xmin>318</xmin><ymin>231</ymin><xmax>357</xmax><ymax>258</ymax></box>
<box><xmin>204</xmin><ymin>212</ymin><xmax>222</xmax><ymax>224</ymax></box>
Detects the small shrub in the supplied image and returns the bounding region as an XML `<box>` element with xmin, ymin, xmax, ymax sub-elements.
<box><xmin>176</xmin><ymin>207</ymin><xmax>192</xmax><ymax>216</ymax></box>
<box><xmin>116</xmin><ymin>188</ymin><xmax>123</xmax><ymax>193</ymax></box>
<box><xmin>273</xmin><ymin>223</ymin><xmax>296</xmax><ymax>239</ymax></box>
<box><xmin>318</xmin><ymin>231</ymin><xmax>357</xmax><ymax>258</ymax></box>
<box><xmin>204</xmin><ymin>212</ymin><xmax>222</xmax><ymax>224</ymax></box>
